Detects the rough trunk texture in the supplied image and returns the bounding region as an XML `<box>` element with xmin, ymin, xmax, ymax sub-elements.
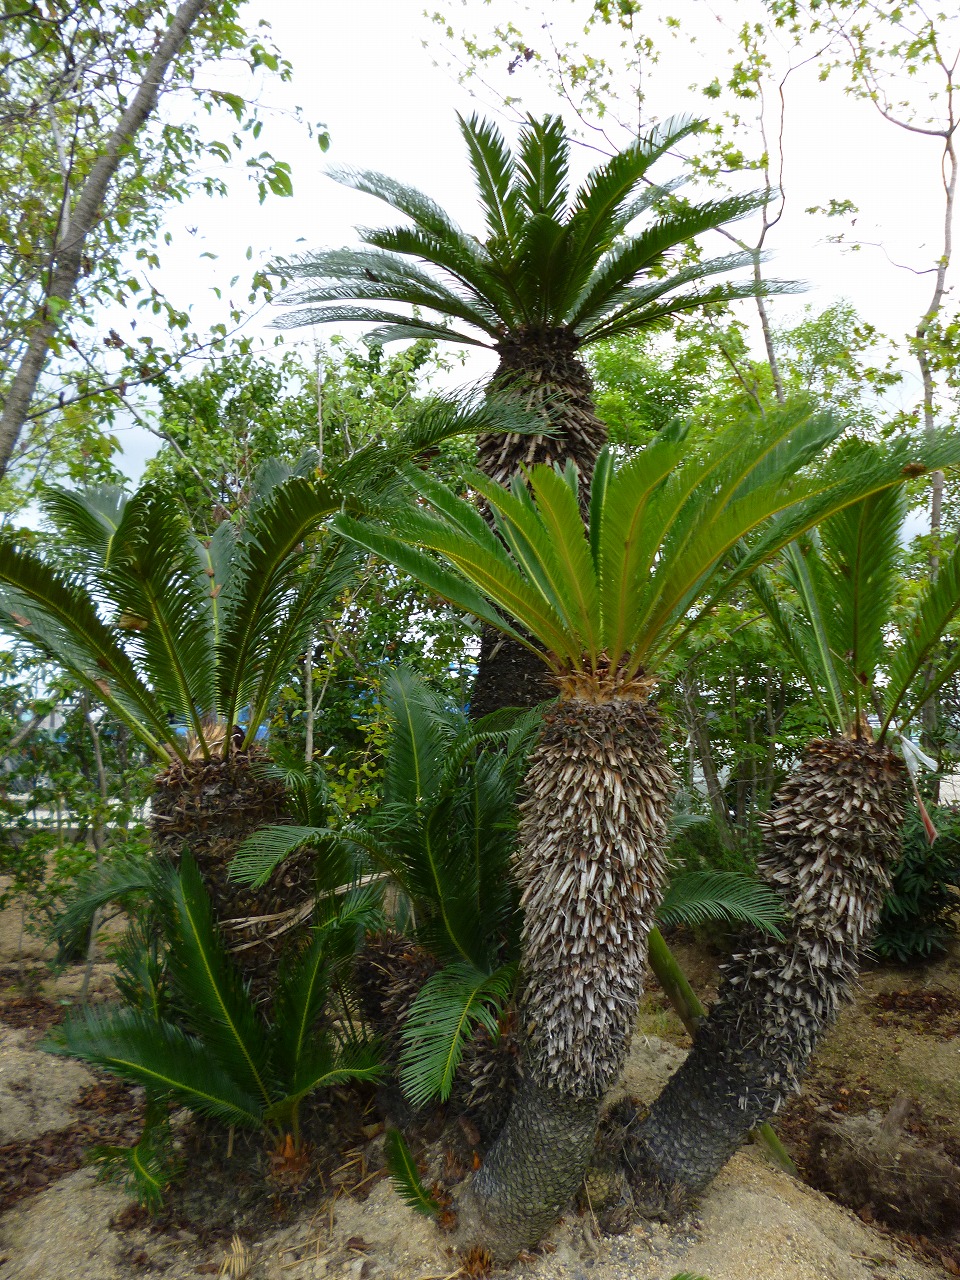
<box><xmin>468</xmin><ymin>625</ymin><xmax>554</xmax><ymax>719</ymax></box>
<box><xmin>624</xmin><ymin>737</ymin><xmax>906</xmax><ymax>1198</ymax></box>
<box><xmin>477</xmin><ymin>330</ymin><xmax>607</xmax><ymax>504</ymax></box>
<box><xmin>151</xmin><ymin>750</ymin><xmax>312</xmax><ymax>996</ymax></box>
<box><xmin>455</xmin><ymin>1075</ymin><xmax>599</xmax><ymax>1260</ymax></box>
<box><xmin>471</xmin><ymin>331</ymin><xmax>606</xmax><ymax>717</ymax></box>
<box><xmin>458</xmin><ymin>694</ymin><xmax>675</xmax><ymax>1261</ymax></box>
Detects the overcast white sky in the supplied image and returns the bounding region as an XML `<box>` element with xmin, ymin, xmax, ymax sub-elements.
<box><xmin>111</xmin><ymin>0</ymin><xmax>958</xmax><ymax>479</ymax></box>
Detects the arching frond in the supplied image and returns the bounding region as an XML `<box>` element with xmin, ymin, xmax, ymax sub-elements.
<box><xmin>0</xmin><ymin>538</ymin><xmax>177</xmax><ymax>759</ymax></box>
<box><xmin>459</xmin><ymin>112</ymin><xmax>524</xmax><ymax>250</ymax></box>
<box><xmin>398</xmin><ymin>962</ymin><xmax>515</xmax><ymax>1107</ymax></box>
<box><xmin>515</xmin><ymin>114</ymin><xmax>569</xmax><ymax>223</ymax></box>
<box><xmin>884</xmin><ymin>536</ymin><xmax>960</xmax><ymax>730</ymax></box>
<box><xmin>656</xmin><ymin>871</ymin><xmax>785</xmax><ymax>937</ymax></box>
<box><xmin>98</xmin><ymin>486</ymin><xmax>215</xmax><ymax>749</ymax></box>
<box><xmin>41</xmin><ymin>485</ymin><xmax>128</xmax><ymax>568</ymax></box>
<box><xmin>215</xmin><ymin>474</ymin><xmax>343</xmax><ymax>734</ymax></box>
<box><xmin>278</xmin><ymin>112</ymin><xmax>780</xmax><ymax>346</ymax></box>
<box><xmin>335</xmin><ymin>413</ymin><xmax>960</xmax><ymax>689</ymax></box>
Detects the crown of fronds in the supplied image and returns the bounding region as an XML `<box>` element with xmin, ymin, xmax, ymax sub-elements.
<box><xmin>48</xmin><ymin>853</ymin><xmax>384</xmax><ymax>1154</ymax></box>
<box><xmin>335</xmin><ymin>408</ymin><xmax>960</xmax><ymax>689</ymax></box>
<box><xmin>751</xmin><ymin>457</ymin><xmax>960</xmax><ymax>739</ymax></box>
<box><xmin>276</xmin><ymin>113</ymin><xmax>796</xmax><ymax>349</ymax></box>
<box><xmin>0</xmin><ymin>395</ymin><xmax>538</xmax><ymax>762</ymax></box>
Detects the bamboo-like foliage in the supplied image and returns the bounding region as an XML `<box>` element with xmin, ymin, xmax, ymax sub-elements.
<box><xmin>276</xmin><ymin>114</ymin><xmax>792</xmax><ymax>349</ymax></box>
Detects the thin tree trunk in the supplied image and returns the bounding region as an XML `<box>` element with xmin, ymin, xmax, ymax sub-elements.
<box><xmin>917</xmin><ymin>129</ymin><xmax>956</xmax><ymax>790</ymax></box>
<box><xmin>304</xmin><ymin>634</ymin><xmax>315</xmax><ymax>764</ymax></box>
<box><xmin>680</xmin><ymin>677</ymin><xmax>736</xmax><ymax>850</ymax></box>
<box><xmin>7</xmin><ymin>711</ymin><xmax>46</xmax><ymax>752</ymax></box>
<box><xmin>80</xmin><ymin>698</ymin><xmax>109</xmax><ymax>1003</ymax></box>
<box><xmin>0</xmin><ymin>0</ymin><xmax>210</xmax><ymax>479</ymax></box>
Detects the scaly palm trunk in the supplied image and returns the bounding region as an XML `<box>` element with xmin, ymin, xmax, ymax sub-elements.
<box><xmin>471</xmin><ymin>331</ymin><xmax>607</xmax><ymax>719</ymax></box>
<box><xmin>151</xmin><ymin>748</ymin><xmax>312</xmax><ymax>998</ymax></box>
<box><xmin>623</xmin><ymin>737</ymin><xmax>906</xmax><ymax>1198</ymax></box>
<box><xmin>457</xmin><ymin>690</ymin><xmax>675</xmax><ymax>1261</ymax></box>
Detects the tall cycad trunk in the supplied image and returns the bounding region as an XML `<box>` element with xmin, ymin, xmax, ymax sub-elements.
<box><xmin>470</xmin><ymin>330</ymin><xmax>607</xmax><ymax>719</ymax></box>
<box><xmin>151</xmin><ymin>747</ymin><xmax>314</xmax><ymax>998</ymax></box>
<box><xmin>477</xmin><ymin>329</ymin><xmax>607</xmax><ymax>498</ymax></box>
<box><xmin>624</xmin><ymin>737</ymin><xmax>906</xmax><ymax>1198</ymax></box>
<box><xmin>457</xmin><ymin>690</ymin><xmax>675</xmax><ymax>1261</ymax></box>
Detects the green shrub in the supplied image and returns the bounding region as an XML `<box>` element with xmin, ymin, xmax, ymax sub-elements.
<box><xmin>47</xmin><ymin>853</ymin><xmax>384</xmax><ymax>1206</ymax></box>
<box><xmin>873</xmin><ymin>807</ymin><xmax>960</xmax><ymax>963</ymax></box>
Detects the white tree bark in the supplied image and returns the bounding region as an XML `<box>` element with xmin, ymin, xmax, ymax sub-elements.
<box><xmin>0</xmin><ymin>0</ymin><xmax>210</xmax><ymax>479</ymax></box>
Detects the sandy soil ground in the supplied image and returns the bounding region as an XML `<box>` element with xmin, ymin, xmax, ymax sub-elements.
<box><xmin>1</xmin><ymin>889</ymin><xmax>958</xmax><ymax>1280</ymax></box>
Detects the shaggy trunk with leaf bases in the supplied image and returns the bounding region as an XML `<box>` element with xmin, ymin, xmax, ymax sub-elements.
<box><xmin>477</xmin><ymin>331</ymin><xmax>607</xmax><ymax>500</ymax></box>
<box><xmin>471</xmin><ymin>331</ymin><xmax>607</xmax><ymax>719</ymax></box>
<box><xmin>457</xmin><ymin>689</ymin><xmax>675</xmax><ymax>1260</ymax></box>
<box><xmin>624</xmin><ymin>737</ymin><xmax>906</xmax><ymax>1198</ymax></box>
<box><xmin>151</xmin><ymin>749</ymin><xmax>312</xmax><ymax>999</ymax></box>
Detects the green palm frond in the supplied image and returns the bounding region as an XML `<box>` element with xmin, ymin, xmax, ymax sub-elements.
<box><xmin>0</xmin><ymin>538</ymin><xmax>177</xmax><ymax>759</ymax></box>
<box><xmin>278</xmin><ymin>112</ymin><xmax>780</xmax><ymax>347</ymax></box>
<box><xmin>161</xmin><ymin>854</ymin><xmax>273</xmax><ymax>1108</ymax></box>
<box><xmin>50</xmin><ymin>1006</ymin><xmax>263</xmax><ymax>1127</ymax></box>
<box><xmin>384</xmin><ymin>1129</ymin><xmax>440</xmax><ymax>1217</ymax></box>
<box><xmin>884</xmin><ymin>535</ymin><xmax>960</xmax><ymax>729</ymax></box>
<box><xmin>98</xmin><ymin>486</ymin><xmax>215</xmax><ymax>748</ymax></box>
<box><xmin>51</xmin><ymin>853</ymin><xmax>155</xmax><ymax>962</ymax></box>
<box><xmin>569</xmin><ymin>194</ymin><xmax>768</xmax><ymax>332</ymax></box>
<box><xmin>331</xmin><ymin>391</ymin><xmax>544</xmax><ymax>500</ymax></box>
<box><xmin>89</xmin><ymin>1100</ymin><xmax>178</xmax><ymax>1211</ymax></box>
<box><xmin>382</xmin><ymin>665</ymin><xmax>450</xmax><ymax>808</ymax></box>
<box><xmin>41</xmin><ymin>485</ymin><xmax>128</xmax><ymax>567</ymax></box>
<box><xmin>228</xmin><ymin>824</ymin><xmax>353</xmax><ymax>891</ymax></box>
<box><xmin>269</xmin><ymin>928</ymin><xmax>332</xmax><ymax>1097</ymax></box>
<box><xmin>398</xmin><ymin>962</ymin><xmax>515</xmax><ymax>1108</ymax></box>
<box><xmin>816</xmin><ymin>482</ymin><xmax>905</xmax><ymax>712</ymax></box>
<box><xmin>515</xmin><ymin>114</ymin><xmax>569</xmax><ymax>223</ymax></box>
<box><xmin>241</xmin><ymin>540</ymin><xmax>358</xmax><ymax>747</ymax></box>
<box><xmin>271</xmin><ymin>1036</ymin><xmax>383</xmax><ymax>1124</ymax></box>
<box><xmin>748</xmin><ymin>562</ymin><xmax>842</xmax><ymax>729</ymax></box>
<box><xmin>656</xmin><ymin>871</ymin><xmax>785</xmax><ymax>938</ymax></box>
<box><xmin>337</xmin><ymin>413</ymin><xmax>960</xmax><ymax>688</ymax></box>
<box><xmin>781</xmin><ymin>539</ymin><xmax>848</xmax><ymax>730</ymax></box>
<box><xmin>459</xmin><ymin>113</ymin><xmax>525</xmax><ymax>251</ymax></box>
<box><xmin>360</xmin><ymin>667</ymin><xmax>524</xmax><ymax>967</ymax></box>
<box><xmin>214</xmin><ymin>474</ymin><xmax>343</xmax><ymax>735</ymax></box>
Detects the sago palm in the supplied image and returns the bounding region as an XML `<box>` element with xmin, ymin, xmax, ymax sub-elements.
<box><xmin>231</xmin><ymin>664</ymin><xmax>539</xmax><ymax>1133</ymax></box>
<box><xmin>277</xmin><ymin>112</ymin><xmax>789</xmax><ymax>712</ymax></box>
<box><xmin>629</xmin><ymin>473</ymin><xmax>960</xmax><ymax>1196</ymax></box>
<box><xmin>50</xmin><ymin>852</ymin><xmax>383</xmax><ymax>1205</ymax></box>
<box><xmin>0</xmin><ymin>399</ymin><xmax>531</xmax><ymax>986</ymax></box>
<box><xmin>232</xmin><ymin>667</ymin><xmax>785</xmax><ymax>1146</ymax></box>
<box><xmin>333</xmin><ymin>407</ymin><xmax>956</xmax><ymax>1260</ymax></box>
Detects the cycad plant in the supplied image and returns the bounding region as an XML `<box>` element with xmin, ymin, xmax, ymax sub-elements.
<box><xmin>0</xmin><ymin>399</ymin><xmax>532</xmax><ymax>986</ymax></box>
<box><xmin>630</xmin><ymin>476</ymin><xmax>960</xmax><ymax>1196</ymax></box>
<box><xmin>232</xmin><ymin>667</ymin><xmax>785</xmax><ymax>1143</ymax></box>
<box><xmin>332</xmin><ymin>407</ymin><xmax>956</xmax><ymax>1259</ymax></box>
<box><xmin>277</xmin><ymin>111</ymin><xmax>790</xmax><ymax>712</ymax></box>
<box><xmin>49</xmin><ymin>852</ymin><xmax>383</xmax><ymax>1203</ymax></box>
<box><xmin>231</xmin><ymin>665</ymin><xmax>539</xmax><ymax>1128</ymax></box>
